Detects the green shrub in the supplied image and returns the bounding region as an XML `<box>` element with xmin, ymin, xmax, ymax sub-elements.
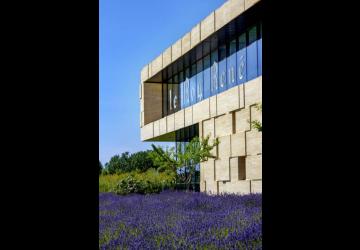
<box><xmin>99</xmin><ymin>173</ymin><xmax>128</xmax><ymax>192</ymax></box>
<box><xmin>113</xmin><ymin>175</ymin><xmax>143</xmax><ymax>195</ymax></box>
<box><xmin>99</xmin><ymin>168</ymin><xmax>176</xmax><ymax>194</ymax></box>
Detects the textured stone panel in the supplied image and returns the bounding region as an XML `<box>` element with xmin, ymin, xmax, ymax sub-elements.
<box><xmin>174</xmin><ymin>109</ymin><xmax>185</xmax><ymax>130</ymax></box>
<box><xmin>191</xmin><ymin>24</ymin><xmax>201</xmax><ymax>49</ymax></box>
<box><xmin>210</xmin><ymin>96</ymin><xmax>217</xmax><ymax>117</ymax></box>
<box><xmin>245</xmin><ymin>155</ymin><xmax>262</xmax><ymax>180</ymax></box>
<box><xmin>239</xmin><ymin>83</ymin><xmax>245</xmax><ymax>108</ymax></box>
<box><xmin>217</xmin><ymin>135</ymin><xmax>231</xmax><ymax>159</ymax></box>
<box><xmin>234</xmin><ymin>107</ymin><xmax>251</xmax><ymax>133</ymax></box>
<box><xmin>141</xmin><ymin>122</ymin><xmax>153</xmax><ymax>141</ymax></box>
<box><xmin>215</xmin><ymin>158</ymin><xmax>230</xmax><ymax>181</ymax></box>
<box><xmin>141</xmin><ymin>65</ymin><xmax>149</xmax><ymax>83</ymax></box>
<box><xmin>184</xmin><ymin>107</ymin><xmax>193</xmax><ymax>127</ymax></box>
<box><xmin>159</xmin><ymin>117</ymin><xmax>167</xmax><ymax>135</ymax></box>
<box><xmin>200</xmin><ymin>181</ymin><xmax>206</xmax><ymax>192</ymax></box>
<box><xmin>181</xmin><ymin>33</ymin><xmax>191</xmax><ymax>55</ymax></box>
<box><xmin>201</xmin><ymin>12</ymin><xmax>215</xmax><ymax>41</ymax></box>
<box><xmin>150</xmin><ymin>54</ymin><xmax>163</xmax><ymax>77</ymax></box>
<box><xmin>215</xmin><ymin>114</ymin><xmax>233</xmax><ymax>137</ymax></box>
<box><xmin>162</xmin><ymin>47</ymin><xmax>172</xmax><ymax>68</ymax></box>
<box><xmin>251</xmin><ymin>180</ymin><xmax>262</xmax><ymax>193</ymax></box>
<box><xmin>250</xmin><ymin>104</ymin><xmax>262</xmax><ymax>124</ymax></box>
<box><xmin>205</xmin><ymin>180</ymin><xmax>218</xmax><ymax>194</ymax></box>
<box><xmin>203</xmin><ymin>159</ymin><xmax>215</xmax><ymax>182</ymax></box>
<box><xmin>231</xmin><ymin>132</ymin><xmax>246</xmax><ymax>157</ymax></box>
<box><xmin>217</xmin><ymin>85</ymin><xmax>240</xmax><ymax>115</ymax></box>
<box><xmin>203</xmin><ymin>118</ymin><xmax>215</xmax><ymax>139</ymax></box>
<box><xmin>244</xmin><ymin>76</ymin><xmax>262</xmax><ymax>106</ymax></box>
<box><xmin>218</xmin><ymin>180</ymin><xmax>251</xmax><ymax>194</ymax></box>
<box><xmin>246</xmin><ymin>130</ymin><xmax>262</xmax><ymax>155</ymax></box>
<box><xmin>153</xmin><ymin>120</ymin><xmax>160</xmax><ymax>137</ymax></box>
<box><xmin>215</xmin><ymin>0</ymin><xmax>245</xmax><ymax>31</ymax></box>
<box><xmin>172</xmin><ymin>38</ymin><xmax>182</xmax><ymax>62</ymax></box>
<box><xmin>193</xmin><ymin>99</ymin><xmax>210</xmax><ymax>123</ymax></box>
<box><xmin>167</xmin><ymin>114</ymin><xmax>175</xmax><ymax>132</ymax></box>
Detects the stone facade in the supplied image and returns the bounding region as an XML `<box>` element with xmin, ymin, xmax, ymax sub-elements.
<box><xmin>139</xmin><ymin>0</ymin><xmax>262</xmax><ymax>194</ymax></box>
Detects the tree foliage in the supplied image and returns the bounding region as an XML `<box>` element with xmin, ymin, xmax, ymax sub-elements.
<box><xmin>149</xmin><ymin>136</ymin><xmax>219</xmax><ymax>188</ymax></box>
<box><xmin>103</xmin><ymin>150</ymin><xmax>155</xmax><ymax>174</ymax></box>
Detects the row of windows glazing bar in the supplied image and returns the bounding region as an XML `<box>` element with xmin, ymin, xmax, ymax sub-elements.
<box><xmin>162</xmin><ymin>21</ymin><xmax>262</xmax><ymax>117</ymax></box>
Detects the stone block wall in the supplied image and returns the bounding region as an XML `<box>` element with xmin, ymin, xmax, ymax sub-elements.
<box><xmin>200</xmin><ymin>77</ymin><xmax>262</xmax><ymax>194</ymax></box>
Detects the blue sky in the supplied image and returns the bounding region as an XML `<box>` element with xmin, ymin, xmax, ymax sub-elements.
<box><xmin>100</xmin><ymin>0</ymin><xmax>225</xmax><ymax>164</ymax></box>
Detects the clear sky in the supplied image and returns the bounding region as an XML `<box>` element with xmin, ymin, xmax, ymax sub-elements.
<box><xmin>100</xmin><ymin>0</ymin><xmax>225</xmax><ymax>164</ymax></box>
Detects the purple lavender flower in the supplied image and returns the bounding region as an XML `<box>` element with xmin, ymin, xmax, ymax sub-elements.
<box><xmin>99</xmin><ymin>190</ymin><xmax>262</xmax><ymax>249</ymax></box>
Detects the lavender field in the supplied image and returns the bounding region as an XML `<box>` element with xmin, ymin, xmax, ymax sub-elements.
<box><xmin>99</xmin><ymin>191</ymin><xmax>262</xmax><ymax>249</ymax></box>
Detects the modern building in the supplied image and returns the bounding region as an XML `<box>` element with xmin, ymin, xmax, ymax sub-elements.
<box><xmin>139</xmin><ymin>0</ymin><xmax>262</xmax><ymax>194</ymax></box>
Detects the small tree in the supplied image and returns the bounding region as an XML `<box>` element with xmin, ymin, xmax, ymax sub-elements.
<box><xmin>149</xmin><ymin>136</ymin><xmax>219</xmax><ymax>190</ymax></box>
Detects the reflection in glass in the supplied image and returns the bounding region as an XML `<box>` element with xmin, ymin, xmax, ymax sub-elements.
<box><xmin>161</xmin><ymin>21</ymin><xmax>262</xmax><ymax>117</ymax></box>
<box><xmin>184</xmin><ymin>68</ymin><xmax>190</xmax><ymax>108</ymax></box>
<box><xmin>237</xmin><ymin>33</ymin><xmax>247</xmax><ymax>84</ymax></box>
<box><xmin>162</xmin><ymin>83</ymin><xmax>168</xmax><ymax>116</ymax></box>
<box><xmin>227</xmin><ymin>39</ymin><xmax>237</xmax><ymax>88</ymax></box>
<box><xmin>173</xmin><ymin>74</ymin><xmax>179</xmax><ymax>111</ymax></box>
<box><xmin>179</xmin><ymin>71</ymin><xmax>184</xmax><ymax>109</ymax></box>
<box><xmin>210</xmin><ymin>49</ymin><xmax>218</xmax><ymax>96</ymax></box>
<box><xmin>203</xmin><ymin>55</ymin><xmax>211</xmax><ymax>99</ymax></box>
<box><xmin>219</xmin><ymin>44</ymin><xmax>227</xmax><ymax>92</ymax></box>
<box><xmin>168</xmin><ymin>77</ymin><xmax>173</xmax><ymax>114</ymax></box>
<box><xmin>190</xmin><ymin>63</ymin><xmax>197</xmax><ymax>105</ymax></box>
<box><xmin>247</xmin><ymin>25</ymin><xmax>258</xmax><ymax>80</ymax></box>
<box><xmin>196</xmin><ymin>59</ymin><xmax>203</xmax><ymax>102</ymax></box>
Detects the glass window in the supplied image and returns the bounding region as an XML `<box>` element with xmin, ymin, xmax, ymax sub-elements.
<box><xmin>210</xmin><ymin>49</ymin><xmax>218</xmax><ymax>96</ymax></box>
<box><xmin>183</xmin><ymin>68</ymin><xmax>190</xmax><ymax>108</ymax></box>
<box><xmin>162</xmin><ymin>83</ymin><xmax>168</xmax><ymax>116</ymax></box>
<box><xmin>219</xmin><ymin>44</ymin><xmax>227</xmax><ymax>92</ymax></box>
<box><xmin>227</xmin><ymin>39</ymin><xmax>237</xmax><ymax>88</ymax></box>
<box><xmin>190</xmin><ymin>63</ymin><xmax>197</xmax><ymax>105</ymax></box>
<box><xmin>258</xmin><ymin>22</ymin><xmax>262</xmax><ymax>76</ymax></box>
<box><xmin>173</xmin><ymin>74</ymin><xmax>180</xmax><ymax>112</ymax></box>
<box><xmin>168</xmin><ymin>77</ymin><xmax>173</xmax><ymax>114</ymax></box>
<box><xmin>203</xmin><ymin>55</ymin><xmax>211</xmax><ymax>99</ymax></box>
<box><xmin>247</xmin><ymin>25</ymin><xmax>258</xmax><ymax>80</ymax></box>
<box><xmin>179</xmin><ymin>71</ymin><xmax>184</xmax><ymax>109</ymax></box>
<box><xmin>203</xmin><ymin>41</ymin><xmax>211</xmax><ymax>56</ymax></box>
<box><xmin>237</xmin><ymin>33</ymin><xmax>247</xmax><ymax>85</ymax></box>
<box><xmin>196</xmin><ymin>59</ymin><xmax>203</xmax><ymax>102</ymax></box>
<box><xmin>196</xmin><ymin>44</ymin><xmax>202</xmax><ymax>61</ymax></box>
<box><xmin>160</xmin><ymin>20</ymin><xmax>261</xmax><ymax>118</ymax></box>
